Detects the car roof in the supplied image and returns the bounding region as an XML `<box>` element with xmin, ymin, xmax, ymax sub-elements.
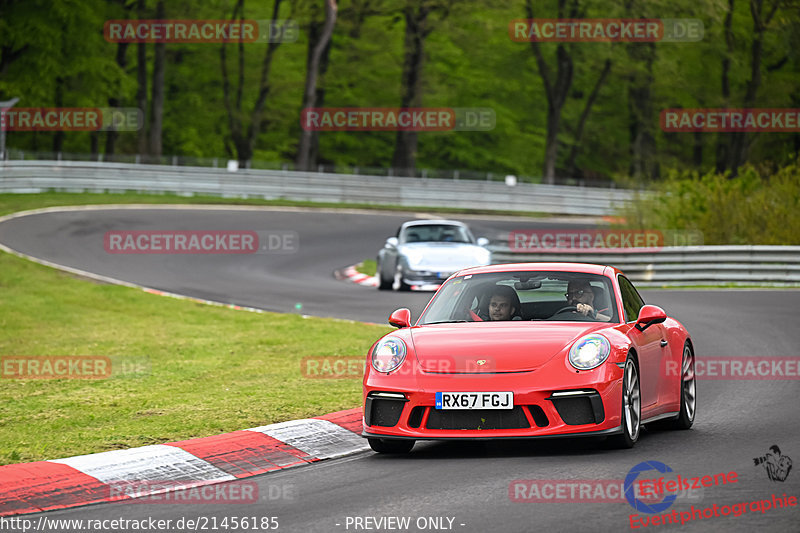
<box><xmin>401</xmin><ymin>219</ymin><xmax>468</xmax><ymax>229</ymax></box>
<box><xmin>454</xmin><ymin>262</ymin><xmax>622</xmax><ymax>278</ymax></box>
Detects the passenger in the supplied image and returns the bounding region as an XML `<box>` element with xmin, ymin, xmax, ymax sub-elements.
<box><xmin>565</xmin><ymin>279</ymin><xmax>610</xmax><ymax>321</ymax></box>
<box><xmin>481</xmin><ymin>285</ymin><xmax>522</xmax><ymax>321</ymax></box>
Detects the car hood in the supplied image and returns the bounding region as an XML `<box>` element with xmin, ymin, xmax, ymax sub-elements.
<box><xmin>410</xmin><ymin>322</ymin><xmax>607</xmax><ymax>373</ymax></box>
<box><xmin>400</xmin><ymin>242</ymin><xmax>489</xmax><ymax>270</ymax></box>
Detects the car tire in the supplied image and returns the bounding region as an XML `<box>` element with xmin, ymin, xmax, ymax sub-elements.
<box><xmin>368</xmin><ymin>438</ymin><xmax>415</xmax><ymax>454</ymax></box>
<box><xmin>393</xmin><ymin>265</ymin><xmax>411</xmax><ymax>292</ymax></box>
<box><xmin>663</xmin><ymin>343</ymin><xmax>696</xmax><ymax>430</ymax></box>
<box><xmin>607</xmin><ymin>353</ymin><xmax>641</xmax><ymax>449</ymax></box>
<box><xmin>376</xmin><ymin>258</ymin><xmax>392</xmax><ymax>290</ymax></box>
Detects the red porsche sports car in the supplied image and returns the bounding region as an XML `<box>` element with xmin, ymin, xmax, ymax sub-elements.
<box><xmin>362</xmin><ymin>263</ymin><xmax>696</xmax><ymax>453</ymax></box>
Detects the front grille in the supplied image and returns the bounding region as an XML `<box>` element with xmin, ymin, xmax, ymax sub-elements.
<box><xmin>550</xmin><ymin>393</ymin><xmax>605</xmax><ymax>425</ymax></box>
<box><xmin>426</xmin><ymin>407</ymin><xmax>530</xmax><ymax>430</ymax></box>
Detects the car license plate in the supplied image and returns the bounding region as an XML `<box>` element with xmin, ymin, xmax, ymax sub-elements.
<box><xmin>435</xmin><ymin>392</ymin><xmax>513</xmax><ymax>410</ymax></box>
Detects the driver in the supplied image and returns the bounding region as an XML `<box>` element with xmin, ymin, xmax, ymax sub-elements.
<box><xmin>565</xmin><ymin>279</ymin><xmax>610</xmax><ymax>321</ymax></box>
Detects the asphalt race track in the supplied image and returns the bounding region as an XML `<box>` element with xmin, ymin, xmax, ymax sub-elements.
<box><xmin>0</xmin><ymin>206</ymin><xmax>600</xmax><ymax>322</ymax></box>
<box><xmin>1</xmin><ymin>206</ymin><xmax>799</xmax><ymax>532</ymax></box>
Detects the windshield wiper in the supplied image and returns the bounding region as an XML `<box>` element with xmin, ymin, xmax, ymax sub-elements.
<box><xmin>423</xmin><ymin>320</ymin><xmax>469</xmax><ymax>325</ymax></box>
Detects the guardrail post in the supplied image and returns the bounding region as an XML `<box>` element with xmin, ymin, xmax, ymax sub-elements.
<box><xmin>454</xmin><ymin>169</ymin><xmax>459</xmax><ymax>180</ymax></box>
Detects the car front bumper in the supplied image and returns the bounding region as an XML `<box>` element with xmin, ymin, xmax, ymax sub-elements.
<box><xmin>401</xmin><ymin>269</ymin><xmax>455</xmax><ymax>286</ymax></box>
<box><xmin>362</xmin><ymin>362</ymin><xmax>625</xmax><ymax>440</ymax></box>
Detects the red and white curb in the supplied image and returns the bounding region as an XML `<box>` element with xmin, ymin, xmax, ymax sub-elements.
<box><xmin>340</xmin><ymin>264</ymin><xmax>379</xmax><ymax>287</ymax></box>
<box><xmin>337</xmin><ymin>264</ymin><xmax>434</xmax><ymax>291</ymax></box>
<box><xmin>0</xmin><ymin>408</ymin><xmax>366</xmax><ymax>517</ymax></box>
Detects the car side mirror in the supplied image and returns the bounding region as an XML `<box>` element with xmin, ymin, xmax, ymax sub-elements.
<box><xmin>476</xmin><ymin>237</ymin><xmax>489</xmax><ymax>247</ymax></box>
<box><xmin>385</xmin><ymin>237</ymin><xmax>398</xmax><ymax>248</ymax></box>
<box><xmin>635</xmin><ymin>305</ymin><xmax>667</xmax><ymax>332</ymax></box>
<box><xmin>388</xmin><ymin>308</ymin><xmax>411</xmax><ymax>328</ymax></box>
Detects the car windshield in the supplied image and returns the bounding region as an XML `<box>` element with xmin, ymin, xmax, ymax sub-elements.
<box><xmin>418</xmin><ymin>271</ymin><xmax>619</xmax><ymax>324</ymax></box>
<box><xmin>401</xmin><ymin>224</ymin><xmax>472</xmax><ymax>244</ymax></box>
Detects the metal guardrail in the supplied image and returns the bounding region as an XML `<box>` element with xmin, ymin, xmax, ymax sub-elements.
<box><xmin>0</xmin><ymin>160</ymin><xmax>635</xmax><ymax>216</ymax></box>
<box><xmin>489</xmin><ymin>245</ymin><xmax>800</xmax><ymax>286</ymax></box>
<box><xmin>4</xmin><ymin>148</ymin><xmax>624</xmax><ymax>188</ymax></box>
<box><xmin>1</xmin><ymin>161</ymin><xmax>796</xmax><ymax>286</ymax></box>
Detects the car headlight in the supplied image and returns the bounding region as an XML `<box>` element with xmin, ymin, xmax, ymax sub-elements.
<box><xmin>371</xmin><ymin>338</ymin><xmax>407</xmax><ymax>373</ymax></box>
<box><xmin>568</xmin><ymin>334</ymin><xmax>611</xmax><ymax>370</ymax></box>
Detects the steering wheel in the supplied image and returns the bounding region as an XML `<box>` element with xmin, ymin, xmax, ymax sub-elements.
<box><xmin>551</xmin><ymin>305</ymin><xmax>580</xmax><ymax>317</ymax></box>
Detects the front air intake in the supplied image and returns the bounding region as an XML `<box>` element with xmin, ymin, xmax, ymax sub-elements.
<box><xmin>425</xmin><ymin>407</ymin><xmax>530</xmax><ymax>430</ymax></box>
<box><xmin>548</xmin><ymin>391</ymin><xmax>605</xmax><ymax>425</ymax></box>
<box><xmin>365</xmin><ymin>392</ymin><xmax>407</xmax><ymax>427</ymax></box>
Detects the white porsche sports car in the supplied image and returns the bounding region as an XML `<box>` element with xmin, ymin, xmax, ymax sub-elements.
<box><xmin>376</xmin><ymin>220</ymin><xmax>491</xmax><ymax>291</ymax></box>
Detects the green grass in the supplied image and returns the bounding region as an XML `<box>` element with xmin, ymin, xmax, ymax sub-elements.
<box><xmin>0</xmin><ymin>231</ymin><xmax>391</xmax><ymax>465</ymax></box>
<box><xmin>355</xmin><ymin>259</ymin><xmax>377</xmax><ymax>277</ymax></box>
<box><xmin>0</xmin><ymin>189</ymin><xmax>789</xmax><ymax>465</ymax></box>
<box><xmin>0</xmin><ymin>191</ymin><xmax>549</xmax><ymax>219</ymax></box>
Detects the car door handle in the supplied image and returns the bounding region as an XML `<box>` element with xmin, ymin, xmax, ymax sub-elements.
<box><xmin>660</xmin><ymin>340</ymin><xmax>668</xmax><ymax>347</ymax></box>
